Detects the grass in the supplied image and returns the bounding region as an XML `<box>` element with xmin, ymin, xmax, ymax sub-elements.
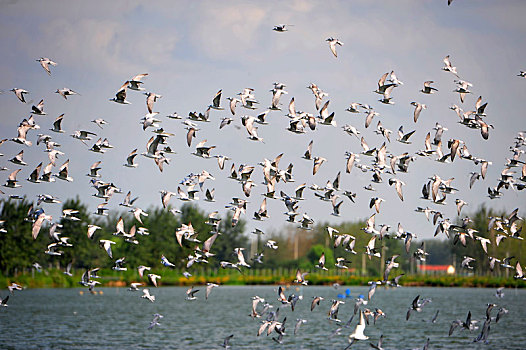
<box><xmin>1</xmin><ymin>268</ymin><xmax>525</xmax><ymax>289</ymax></box>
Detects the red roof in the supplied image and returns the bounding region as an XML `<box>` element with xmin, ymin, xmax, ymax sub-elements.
<box><xmin>418</xmin><ymin>265</ymin><xmax>450</xmax><ymax>271</ymax></box>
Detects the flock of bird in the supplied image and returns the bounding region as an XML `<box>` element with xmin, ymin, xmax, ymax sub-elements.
<box><xmin>1</xmin><ymin>19</ymin><xmax>525</xmax><ymax>349</ymax></box>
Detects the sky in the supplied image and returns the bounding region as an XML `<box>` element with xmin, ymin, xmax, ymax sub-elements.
<box><xmin>0</xmin><ymin>0</ymin><xmax>525</xmax><ymax>240</ymax></box>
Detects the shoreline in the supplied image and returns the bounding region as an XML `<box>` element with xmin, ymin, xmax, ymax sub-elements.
<box><xmin>2</xmin><ymin>269</ymin><xmax>525</xmax><ymax>289</ymax></box>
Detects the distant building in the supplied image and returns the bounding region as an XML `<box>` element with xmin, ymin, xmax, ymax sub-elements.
<box><xmin>418</xmin><ymin>264</ymin><xmax>455</xmax><ymax>275</ymax></box>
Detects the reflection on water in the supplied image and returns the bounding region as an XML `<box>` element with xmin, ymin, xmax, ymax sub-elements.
<box><xmin>0</xmin><ymin>286</ymin><xmax>524</xmax><ymax>349</ymax></box>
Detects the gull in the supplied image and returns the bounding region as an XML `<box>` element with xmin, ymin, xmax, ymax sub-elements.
<box><xmin>455</xmin><ymin>199</ymin><xmax>467</xmax><ymax>216</ymax></box>
<box><xmin>421</xmin><ymin>81</ymin><xmax>438</xmax><ymax>94</ymax></box>
<box><xmin>328</xmin><ymin>299</ymin><xmax>344</xmax><ymax>322</ymax></box>
<box><xmin>389</xmin><ymin>178</ymin><xmax>405</xmax><ymax>201</ymax></box>
<box><xmin>378</xmin><ymin>85</ymin><xmax>395</xmax><ymax>105</ymax></box>
<box><xmin>235</xmin><ymin>247</ymin><xmax>251</xmax><ymax>268</ymax></box>
<box><xmin>161</xmin><ymin>255</ymin><xmax>176</xmax><ymax>268</ymax></box>
<box><xmin>294</xmin><ymin>269</ymin><xmax>308</xmax><ymax>285</ymax></box>
<box><xmin>255</xmin><ymin>109</ymin><xmax>270</xmax><ymax>125</ymax></box>
<box><xmin>9</xmin><ymin>150</ymin><xmax>27</xmax><ymax>166</ymax></box>
<box><xmin>124</xmin><ymin>149</ymin><xmax>138</xmax><ymax>168</ymax></box>
<box><xmin>128</xmin><ymin>73</ymin><xmax>148</xmax><ymax>91</ymax></box>
<box><xmin>204</xmin><ymin>188</ymin><xmax>215</xmax><ymax>202</ymax></box>
<box><xmin>496</xmin><ymin>307</ymin><xmax>508</xmax><ymax>323</ymax></box>
<box><xmin>93</xmin><ymin>203</ymin><xmax>109</xmax><ymax>216</ymax></box>
<box><xmin>205</xmin><ymin>282</ymin><xmax>219</xmax><ymax>300</ymax></box>
<box><xmin>449</xmin><ymin>311</ymin><xmax>476</xmax><ymax>335</ymax></box>
<box><xmin>346</xmin><ymin>102</ymin><xmax>363</xmax><ymax>113</ymax></box>
<box><xmin>31</xmin><ymin>99</ymin><xmax>46</xmax><ymax>115</ymax></box>
<box><xmin>148</xmin><ymin>273</ymin><xmax>162</xmax><ymax>287</ymax></box>
<box><xmin>193</xmin><ymin>139</ymin><xmax>215</xmax><ymax>158</ymax></box>
<box><xmin>330</xmin><ymin>195</ymin><xmax>343</xmax><ymax>216</ymax></box>
<box><xmin>369</xmin><ymin>335</ymin><xmax>384</xmax><ymax>350</ymax></box>
<box><xmin>454</xmin><ymin>80</ymin><xmax>473</xmax><ymax>103</ymax></box>
<box><xmin>46</xmin><ymin>114</ymin><xmax>65</xmax><ymax>134</ymax></box>
<box><xmin>113</xmin><ymin>257</ymin><xmax>127</xmax><ymax>271</ymax></box>
<box><xmin>7</xmin><ymin>283</ymin><xmax>23</xmax><ymax>294</ymax></box>
<box><xmin>514</xmin><ymin>261</ymin><xmax>524</xmax><ymax>279</ymax></box>
<box><xmin>442</xmin><ymin>55</ymin><xmax>459</xmax><ymax>76</ymax></box>
<box><xmin>141</xmin><ymin>288</ymin><xmax>155</xmax><ymax>302</ymax></box>
<box><xmin>326</xmin><ymin>37</ymin><xmax>343</xmax><ymax>57</ymax></box>
<box><xmin>27</xmin><ymin>164</ymin><xmax>42</xmax><ymax>184</ymax></box>
<box><xmin>495</xmin><ymin>287</ymin><xmax>504</xmax><ymax>299</ymax></box>
<box><xmin>312</xmin><ymin>157</ymin><xmax>326</xmax><ymax>175</ymax></box>
<box><xmin>226</xmin><ymin>97</ymin><xmax>239</xmax><ymax>115</ymax></box>
<box><xmin>148</xmin><ymin>313</ymin><xmax>163</xmax><ymax>330</ymax></box>
<box><xmin>298</xmin><ymin>213</ymin><xmax>314</xmax><ymax>230</ymax></box>
<box><xmin>99</xmin><ymin>239</ymin><xmax>115</xmax><ymax>258</ymax></box>
<box><xmin>37</xmin><ymin>194</ymin><xmax>61</xmax><ymax>205</ymax></box>
<box><xmin>4</xmin><ymin>169</ymin><xmax>22</xmax><ymax>189</ymax></box>
<box><xmin>335</xmin><ymin>257</ymin><xmax>351</xmax><ymax>269</ymax></box>
<box><xmin>91</xmin><ymin>118</ymin><xmax>108</xmax><ymax>129</ymax></box>
<box><xmin>86</xmin><ymin>161</ymin><xmax>102</xmax><ymax>178</ymax></box>
<box><xmin>62</xmin><ymin>209</ymin><xmax>80</xmax><ymax>221</ymax></box>
<box><xmin>294</xmin><ymin>318</ymin><xmax>307</xmax><ymax>335</ymax></box>
<box><xmin>55</xmin><ymin>88</ymin><xmax>79</xmax><ymax>100</ymax></box>
<box><xmin>411</xmin><ymin>102</ymin><xmax>426</xmax><ymax>123</ymax></box>
<box><xmin>110</xmin><ymin>81</ymin><xmax>130</xmax><ymax>104</ymax></box>
<box><xmin>131</xmin><ymin>207</ymin><xmax>148</xmax><ymax>224</ymax></box>
<box><xmin>342</xmin><ymin>124</ymin><xmax>361</xmax><ymax>139</ymax></box>
<box><xmin>86</xmin><ymin>225</ymin><xmax>100</xmax><ymax>239</ymax></box>
<box><xmin>33</xmin><ymin>262</ymin><xmax>43</xmax><ymax>272</ymax></box>
<box><xmin>186</xmin><ymin>286</ymin><xmax>199</xmax><ymax>301</ymax></box>
<box><xmin>71</xmin><ymin>130</ymin><xmax>96</xmax><ymax>144</ymax></box>
<box><xmin>364</xmin><ymin>109</ymin><xmax>379</xmax><ymax>128</ymax></box>
<box><xmin>1</xmin><ymin>295</ymin><xmax>9</xmax><ymax>308</ymax></box>
<box><xmin>365</xmin><ymin>236</ymin><xmax>381</xmax><ymax>259</ymax></box>
<box><xmin>10</xmin><ymin>88</ymin><xmax>28</xmax><ymax>103</ymax></box>
<box><xmin>375</xmin><ymin>72</ymin><xmax>396</xmax><ymax>95</ymax></box>
<box><xmin>220</xmin><ymin>261</ymin><xmax>241</xmax><ymax>272</ymax></box>
<box><xmin>369</xmin><ymin>197</ymin><xmax>384</xmax><ymax>213</ymax></box>
<box><xmin>346</xmin><ymin>310</ymin><xmax>369</xmax><ymax>348</ymax></box>
<box><xmin>302</xmin><ymin>140</ymin><xmax>314</xmax><ymax>160</ymax></box>
<box><xmin>144</xmin><ymin>92</ymin><xmax>162</xmax><ymax>113</ymax></box>
<box><xmin>12</xmin><ymin>124</ymin><xmax>33</xmax><ymax>146</ymax></box>
<box><xmin>432</xmin><ymin>122</ymin><xmax>448</xmax><ymax>145</ymax></box>
<box><xmin>222</xmin><ymin>334</ymin><xmax>234</xmax><ymax>349</ymax></box>
<box><xmin>270</xmin><ymin>86</ymin><xmax>288</xmax><ymax>110</ymax></box>
<box><xmin>273</xmin><ymin>24</ymin><xmax>293</xmax><ymax>32</ymax></box>
<box><xmin>137</xmin><ymin>265</ymin><xmax>151</xmax><ymax>278</ymax></box>
<box><xmin>389</xmin><ymin>70</ymin><xmax>404</xmax><ymax>85</ymax></box>
<box><xmin>375</xmin><ymin>121</ymin><xmax>392</xmax><ymax>142</ymax></box>
<box><xmin>406</xmin><ymin>295</ymin><xmax>432</xmax><ymax>320</ymax></box>
<box><xmin>397</xmin><ymin>126</ymin><xmax>416</xmax><ymax>144</ymax></box>
<box><xmin>54</xmin><ymin>159</ymin><xmax>73</xmax><ymax>182</ymax></box>
<box><xmin>315</xmin><ymin>252</ymin><xmax>328</xmax><ymax>271</ymax></box>
<box><xmin>476</xmin><ymin>116</ymin><xmax>492</xmax><ymax>140</ymax></box>
<box><xmin>461</xmin><ymin>256</ymin><xmax>475</xmax><ymax>269</ymax></box>
<box><xmin>37</xmin><ymin>57</ymin><xmax>57</xmax><ymax>75</ymax></box>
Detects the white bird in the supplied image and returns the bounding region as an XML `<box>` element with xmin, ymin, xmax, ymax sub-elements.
<box><xmin>326</xmin><ymin>37</ymin><xmax>343</xmax><ymax>57</ymax></box>
<box><xmin>37</xmin><ymin>57</ymin><xmax>57</xmax><ymax>75</ymax></box>
<box><xmin>99</xmin><ymin>239</ymin><xmax>116</xmax><ymax>258</ymax></box>
<box><xmin>10</xmin><ymin>88</ymin><xmax>28</xmax><ymax>103</ymax></box>
<box><xmin>348</xmin><ymin>310</ymin><xmax>369</xmax><ymax>346</ymax></box>
<box><xmin>128</xmin><ymin>73</ymin><xmax>148</xmax><ymax>91</ymax></box>
<box><xmin>141</xmin><ymin>288</ymin><xmax>155</xmax><ymax>302</ymax></box>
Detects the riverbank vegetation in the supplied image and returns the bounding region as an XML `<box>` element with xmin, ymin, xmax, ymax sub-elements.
<box><xmin>0</xmin><ymin>198</ymin><xmax>524</xmax><ymax>289</ymax></box>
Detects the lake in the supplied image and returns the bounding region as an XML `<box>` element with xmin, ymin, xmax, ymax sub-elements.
<box><xmin>0</xmin><ymin>286</ymin><xmax>524</xmax><ymax>349</ymax></box>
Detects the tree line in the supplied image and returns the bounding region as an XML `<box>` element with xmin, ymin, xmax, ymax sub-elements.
<box><xmin>0</xmin><ymin>198</ymin><xmax>523</xmax><ymax>279</ymax></box>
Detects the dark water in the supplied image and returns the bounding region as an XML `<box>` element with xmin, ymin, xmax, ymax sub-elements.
<box><xmin>0</xmin><ymin>286</ymin><xmax>523</xmax><ymax>349</ymax></box>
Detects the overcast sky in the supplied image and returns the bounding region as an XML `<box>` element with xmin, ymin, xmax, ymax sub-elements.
<box><xmin>1</xmin><ymin>0</ymin><xmax>525</xmax><ymax>240</ymax></box>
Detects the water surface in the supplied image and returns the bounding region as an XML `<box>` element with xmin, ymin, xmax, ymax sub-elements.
<box><xmin>0</xmin><ymin>286</ymin><xmax>523</xmax><ymax>349</ymax></box>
